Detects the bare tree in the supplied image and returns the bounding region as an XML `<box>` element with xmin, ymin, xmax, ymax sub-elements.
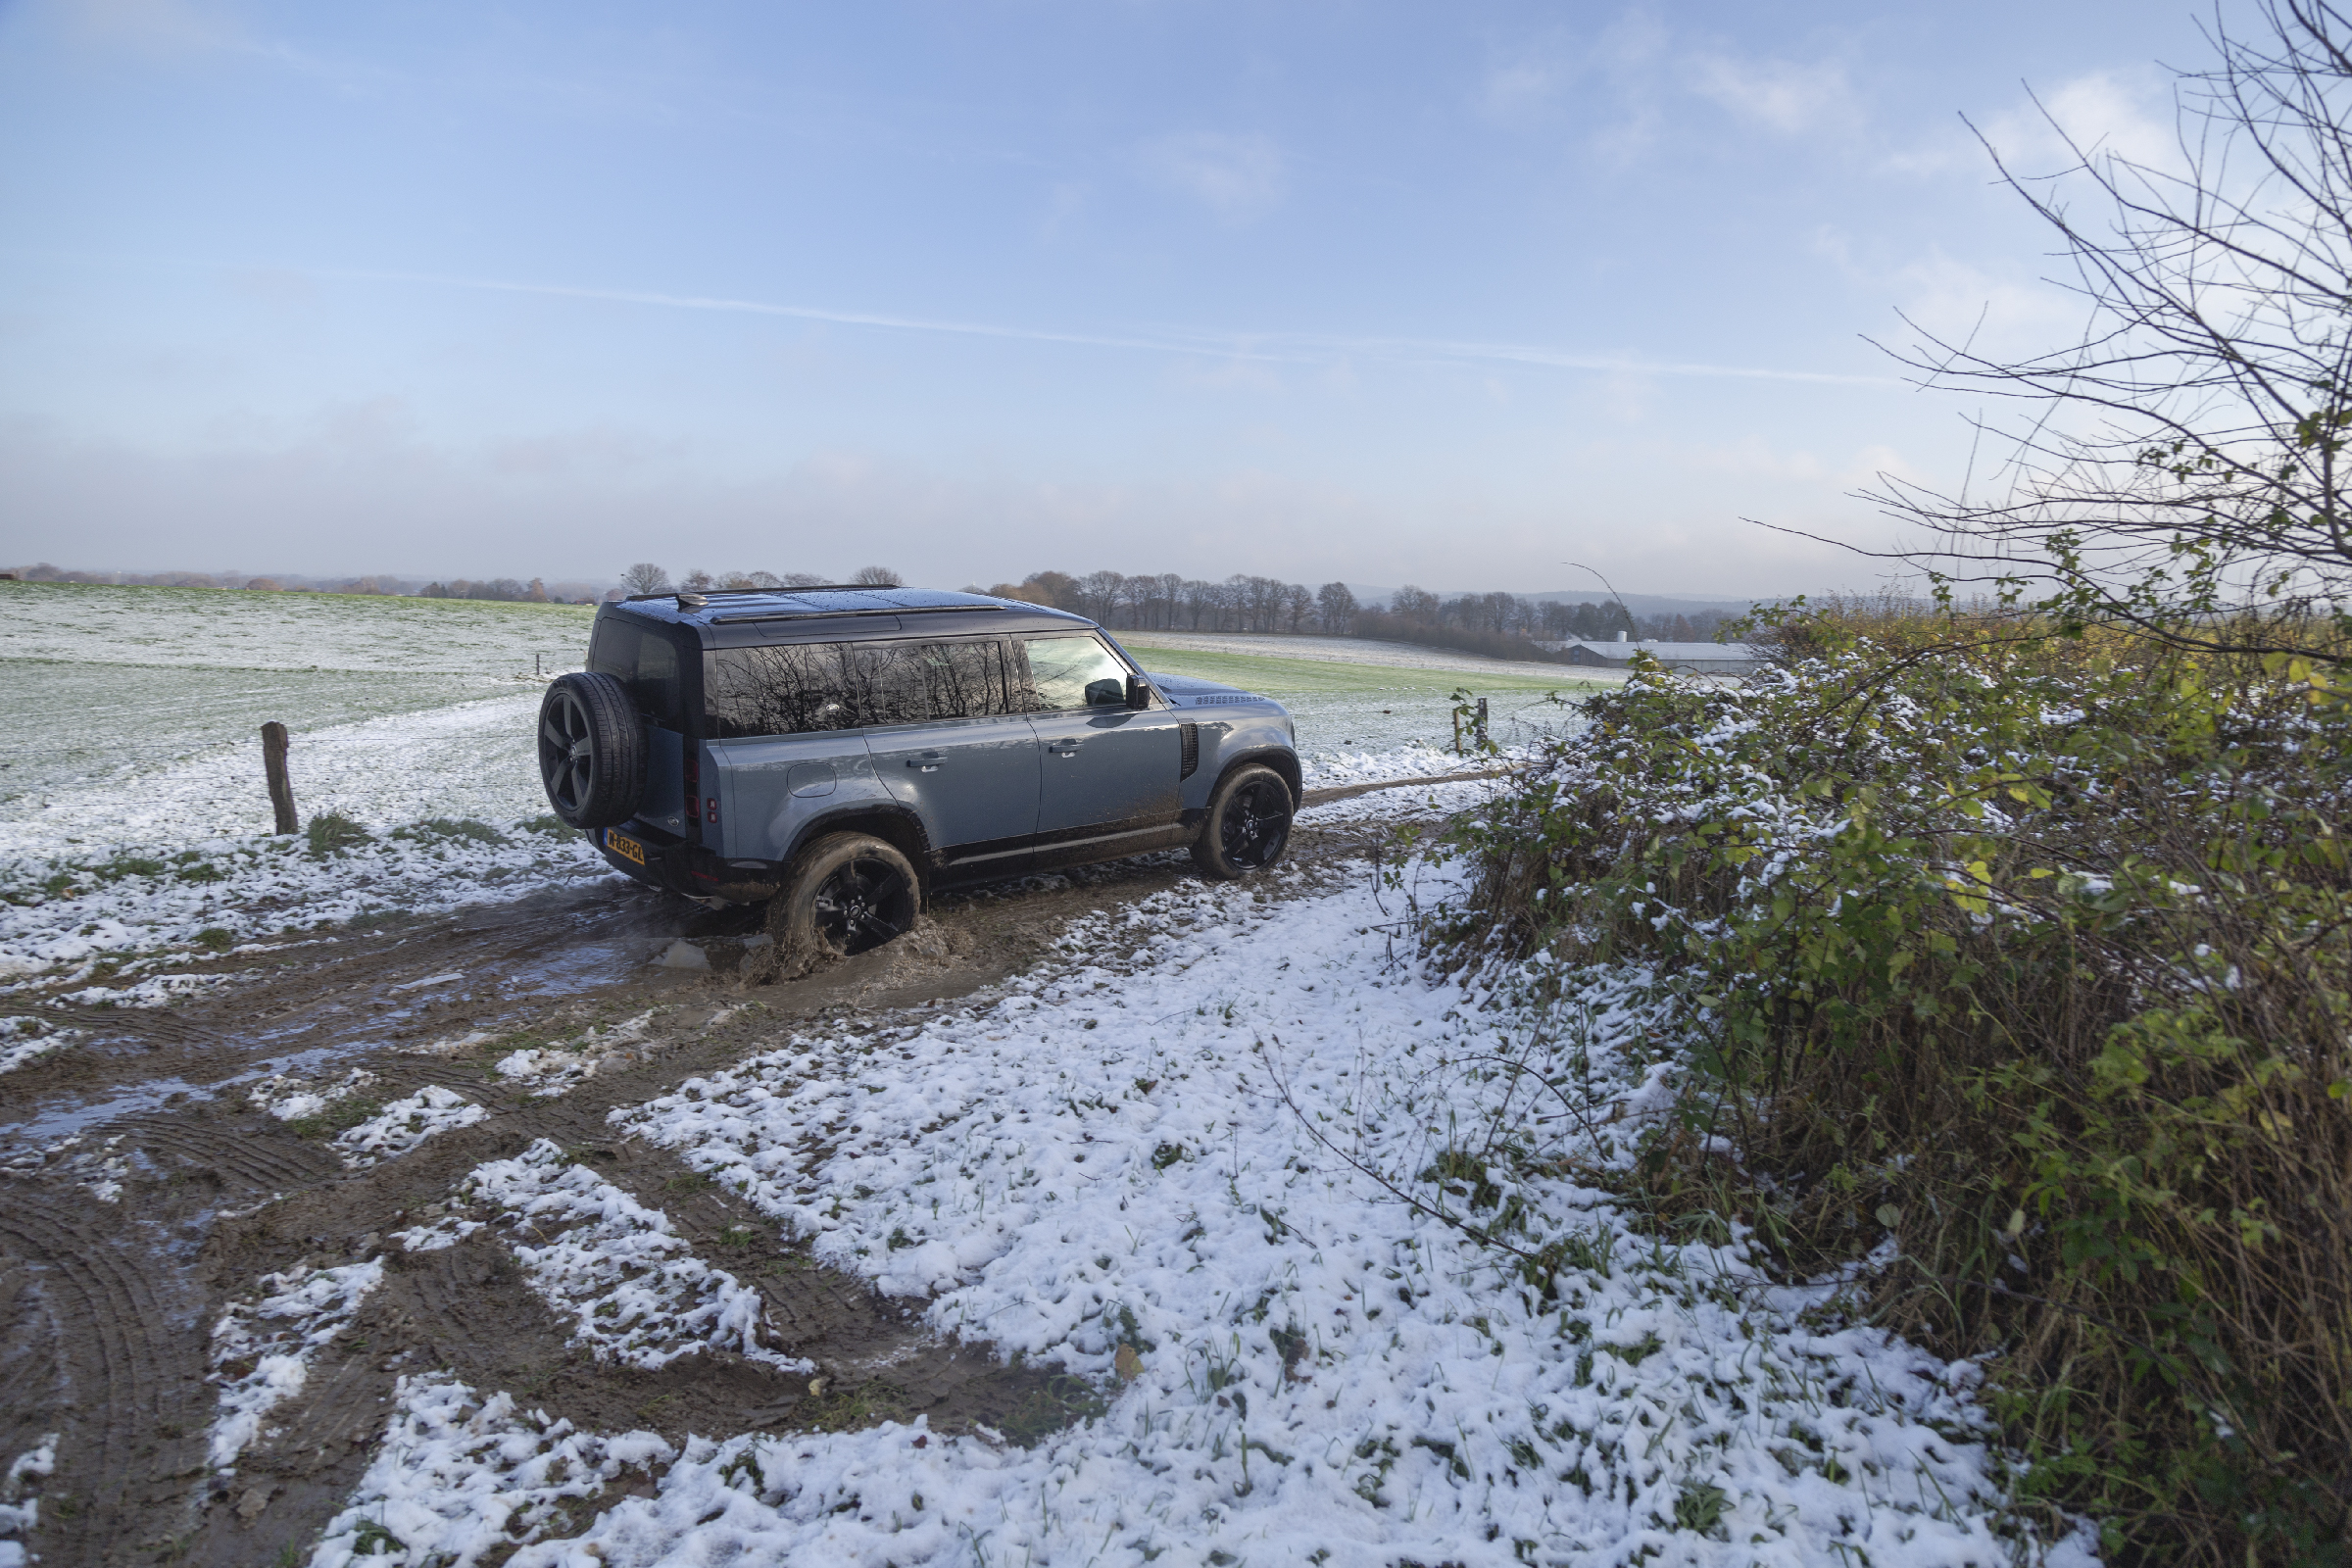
<box><xmin>619</xmin><ymin>563</ymin><xmax>670</xmax><ymax>595</ymax></box>
<box><xmin>782</xmin><ymin>572</ymin><xmax>828</xmax><ymax>588</ymax></box>
<box><xmin>1317</xmin><ymin>580</ymin><xmax>1357</xmax><ymax>633</ymax></box>
<box><xmin>1078</xmin><ymin>569</ymin><xmax>1123</xmax><ymax>624</ymax></box>
<box><xmin>1390</xmin><ymin>584</ymin><xmax>1440</xmax><ymax>624</ymax></box>
<box><xmin>1867</xmin><ymin>0</ymin><xmax>2352</xmax><ymax>647</ymax></box>
<box><xmin>852</xmin><ymin>564</ymin><xmax>905</xmax><ymax>587</ymax></box>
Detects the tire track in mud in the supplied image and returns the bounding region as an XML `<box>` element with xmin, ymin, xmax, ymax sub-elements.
<box><xmin>125</xmin><ymin>1118</ymin><xmax>338</xmax><ymax>1193</ymax></box>
<box><xmin>0</xmin><ymin>1198</ymin><xmax>214</xmax><ymax>1566</ymax></box>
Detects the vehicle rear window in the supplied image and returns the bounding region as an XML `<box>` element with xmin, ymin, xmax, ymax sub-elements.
<box><xmin>704</xmin><ymin>639</ymin><xmax>1012</xmax><ymax>738</ymax></box>
<box><xmin>589</xmin><ymin>618</ymin><xmax>685</xmax><ymax>727</ymax></box>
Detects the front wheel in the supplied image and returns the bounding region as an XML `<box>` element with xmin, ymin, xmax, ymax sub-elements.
<box><xmin>767</xmin><ymin>832</ymin><xmax>920</xmax><ymax>963</ymax></box>
<box><xmin>1191</xmin><ymin>764</ymin><xmax>1294</xmax><ymax>880</ymax></box>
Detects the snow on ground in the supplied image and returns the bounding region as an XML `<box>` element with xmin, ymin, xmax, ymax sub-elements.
<box><xmin>0</xmin><ymin>812</ymin><xmax>607</xmax><ymax>978</ymax></box>
<box><xmin>0</xmin><ymin>1017</ymin><xmax>72</xmax><ymax>1075</ymax></box>
<box><xmin>308</xmin><ymin>852</ymin><xmax>2073</xmax><ymax>1568</ymax></box>
<box><xmin>0</xmin><ymin>1433</ymin><xmax>56</xmax><ymax>1568</ymax></box>
<box><xmin>334</xmin><ymin>1086</ymin><xmax>488</xmax><ymax>1168</ymax></box>
<box><xmin>52</xmin><ymin>970</ymin><xmax>260</xmax><ymax>1008</ymax></box>
<box><xmin>249</xmin><ymin>1068</ymin><xmax>381</xmax><ymax>1121</ymax></box>
<box><xmin>312</xmin><ymin>1378</ymin><xmax>676</xmax><ymax>1567</ymax></box>
<box><xmin>491</xmin><ymin>1008</ymin><xmax>663</xmax><ymax>1096</ymax></box>
<box><xmin>462</xmin><ymin>1139</ymin><xmax>807</xmax><ymax>1371</ymax></box>
<box><xmin>0</xmin><ymin>689</ymin><xmax>556</xmax><ymax>852</ymax></box>
<box><xmin>208</xmin><ymin>1260</ymin><xmax>387</xmax><ymax>1469</ymax></box>
<box><xmin>1</xmin><ymin>1130</ymin><xmax>134</xmax><ymax>1202</ymax></box>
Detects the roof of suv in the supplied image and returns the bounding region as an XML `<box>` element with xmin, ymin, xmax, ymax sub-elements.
<box><xmin>605</xmin><ymin>586</ymin><xmax>1095</xmax><ymax>644</ymax></box>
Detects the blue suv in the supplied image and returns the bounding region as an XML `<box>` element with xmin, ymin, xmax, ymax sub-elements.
<box><xmin>537</xmin><ymin>586</ymin><xmax>1299</xmax><ymax>962</ymax></box>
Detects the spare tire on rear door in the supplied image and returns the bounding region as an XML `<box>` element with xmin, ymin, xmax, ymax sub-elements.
<box><xmin>537</xmin><ymin>672</ymin><xmax>647</xmax><ymax>829</ymax></box>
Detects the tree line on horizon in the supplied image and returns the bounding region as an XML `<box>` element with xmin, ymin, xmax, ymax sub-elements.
<box><xmin>3</xmin><ymin>562</ymin><xmax>610</xmax><ymax>603</ymax></box>
<box><xmin>971</xmin><ymin>569</ymin><xmax>1733</xmax><ymax>652</ymax></box>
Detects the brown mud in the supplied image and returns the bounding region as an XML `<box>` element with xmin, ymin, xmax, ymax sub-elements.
<box><xmin>0</xmin><ymin>776</ymin><xmax>1475</xmax><ymax>1565</ymax></box>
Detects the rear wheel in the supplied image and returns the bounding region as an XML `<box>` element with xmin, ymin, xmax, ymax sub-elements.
<box><xmin>768</xmin><ymin>832</ymin><xmax>920</xmax><ymax>961</ymax></box>
<box><xmin>1191</xmin><ymin>763</ymin><xmax>1294</xmax><ymax>880</ymax></box>
<box><xmin>537</xmin><ymin>673</ymin><xmax>646</xmax><ymax>829</ymax></box>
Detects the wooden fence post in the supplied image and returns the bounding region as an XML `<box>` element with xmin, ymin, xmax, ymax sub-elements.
<box><xmin>261</xmin><ymin>722</ymin><xmax>299</xmax><ymax>835</ymax></box>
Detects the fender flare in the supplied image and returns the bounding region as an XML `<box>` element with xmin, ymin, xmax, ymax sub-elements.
<box><xmin>777</xmin><ymin>803</ymin><xmax>938</xmax><ymax>885</ymax></box>
<box><xmin>1213</xmin><ymin>746</ymin><xmax>1301</xmax><ymax>807</ymax></box>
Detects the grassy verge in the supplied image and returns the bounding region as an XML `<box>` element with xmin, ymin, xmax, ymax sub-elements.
<box><xmin>1427</xmin><ymin>608</ymin><xmax>2352</xmax><ymax>1563</ymax></box>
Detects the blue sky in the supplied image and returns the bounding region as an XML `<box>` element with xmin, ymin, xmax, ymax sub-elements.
<box><xmin>0</xmin><ymin>0</ymin><xmax>2210</xmax><ymax>595</ymax></box>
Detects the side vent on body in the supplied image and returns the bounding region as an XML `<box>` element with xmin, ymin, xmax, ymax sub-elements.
<box><xmin>1178</xmin><ymin>722</ymin><xmax>1200</xmax><ymax>779</ymax></box>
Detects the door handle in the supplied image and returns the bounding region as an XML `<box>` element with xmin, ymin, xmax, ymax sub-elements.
<box><xmin>906</xmin><ymin>754</ymin><xmax>945</xmax><ymax>773</ymax></box>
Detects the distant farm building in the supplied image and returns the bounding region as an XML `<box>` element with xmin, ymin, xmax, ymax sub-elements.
<box><xmin>1538</xmin><ymin>637</ymin><xmax>1763</xmax><ymax>675</ymax></box>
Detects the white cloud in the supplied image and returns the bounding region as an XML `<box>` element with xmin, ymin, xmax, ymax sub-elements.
<box><xmin>1687</xmin><ymin>53</ymin><xmax>1856</xmax><ymax>135</ymax></box>
<box><xmin>1887</xmin><ymin>69</ymin><xmax>2179</xmax><ymax>180</ymax></box>
<box><xmin>1143</xmin><ymin>132</ymin><xmax>1286</xmax><ymax>220</ymax></box>
<box><xmin>1981</xmin><ymin>71</ymin><xmax>2177</xmax><ymax>172</ymax></box>
<box><xmin>1885</xmin><ymin>249</ymin><xmax>2084</xmax><ymax>354</ymax></box>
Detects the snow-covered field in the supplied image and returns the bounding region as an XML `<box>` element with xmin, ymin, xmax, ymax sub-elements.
<box><xmin>283</xmin><ymin>830</ymin><xmax>2073</xmax><ymax>1567</ymax></box>
<box><xmin>0</xmin><ymin>581</ymin><xmax>591</xmax><ymax>817</ymax></box>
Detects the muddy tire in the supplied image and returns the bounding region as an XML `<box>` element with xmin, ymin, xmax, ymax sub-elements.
<box><xmin>766</xmin><ymin>833</ymin><xmax>920</xmax><ymax>970</ymax></box>
<box><xmin>537</xmin><ymin>672</ymin><xmax>646</xmax><ymax>829</ymax></box>
<box><xmin>1190</xmin><ymin>763</ymin><xmax>1294</xmax><ymax>880</ymax></box>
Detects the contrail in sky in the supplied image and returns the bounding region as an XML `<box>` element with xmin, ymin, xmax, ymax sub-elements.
<box><xmin>338</xmin><ymin>266</ymin><xmax>1900</xmax><ymax>388</ymax></box>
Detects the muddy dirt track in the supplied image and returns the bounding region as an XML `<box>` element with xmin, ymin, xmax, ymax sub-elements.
<box><xmin>0</xmin><ymin>777</ymin><xmax>1475</xmax><ymax>1567</ymax></box>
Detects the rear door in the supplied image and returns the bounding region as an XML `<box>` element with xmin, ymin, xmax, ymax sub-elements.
<box><xmin>865</xmin><ymin>638</ymin><xmax>1040</xmax><ymax>872</ymax></box>
<box><xmin>1016</xmin><ymin>633</ymin><xmax>1186</xmax><ymax>849</ymax></box>
<box><xmin>587</xmin><ymin>616</ymin><xmax>691</xmax><ymax>837</ymax></box>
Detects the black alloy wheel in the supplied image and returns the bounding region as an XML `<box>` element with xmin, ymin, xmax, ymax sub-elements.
<box><xmin>1219</xmin><ymin>775</ymin><xmax>1292</xmax><ymax>869</ymax></box>
<box><xmin>1191</xmin><ymin>762</ymin><xmax>1295</xmax><ymax>880</ymax></box>
<box><xmin>809</xmin><ymin>853</ymin><xmax>918</xmax><ymax>955</ymax></box>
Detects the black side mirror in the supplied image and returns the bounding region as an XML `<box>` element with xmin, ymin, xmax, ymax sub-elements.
<box><xmin>1126</xmin><ymin>674</ymin><xmax>1152</xmax><ymax>710</ymax></box>
<box><xmin>1084</xmin><ymin>676</ymin><xmax>1126</xmax><ymax>707</ymax></box>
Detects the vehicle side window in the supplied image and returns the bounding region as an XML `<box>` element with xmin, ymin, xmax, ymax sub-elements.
<box><xmin>705</xmin><ymin>643</ymin><xmax>863</xmax><ymax>737</ymax></box>
<box><xmin>905</xmin><ymin>639</ymin><xmax>1012</xmax><ymax>720</ymax></box>
<box><xmin>1012</xmin><ymin>635</ymin><xmax>1129</xmax><ymax>711</ymax></box>
<box><xmin>590</xmin><ymin>619</ymin><xmax>684</xmax><ymax>727</ymax></box>
<box><xmin>703</xmin><ymin>639</ymin><xmax>1012</xmax><ymax>737</ymax></box>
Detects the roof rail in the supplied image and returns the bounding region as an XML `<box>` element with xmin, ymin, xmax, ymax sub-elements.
<box><xmin>710</xmin><ymin>604</ymin><xmax>1005</xmax><ymax>625</ymax></box>
<box><xmin>625</xmin><ymin>584</ymin><xmax>890</xmax><ymax>604</ymax></box>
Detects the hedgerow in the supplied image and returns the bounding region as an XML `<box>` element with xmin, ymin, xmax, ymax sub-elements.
<box><xmin>1428</xmin><ymin>607</ymin><xmax>2352</xmax><ymax>1563</ymax></box>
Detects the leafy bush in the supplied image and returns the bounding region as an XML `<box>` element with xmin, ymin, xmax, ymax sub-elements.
<box><xmin>1430</xmin><ymin>608</ymin><xmax>2351</xmax><ymax>1562</ymax></box>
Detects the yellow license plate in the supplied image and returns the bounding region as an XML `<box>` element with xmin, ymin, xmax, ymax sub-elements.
<box><xmin>605</xmin><ymin>828</ymin><xmax>646</xmax><ymax>865</ymax></box>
